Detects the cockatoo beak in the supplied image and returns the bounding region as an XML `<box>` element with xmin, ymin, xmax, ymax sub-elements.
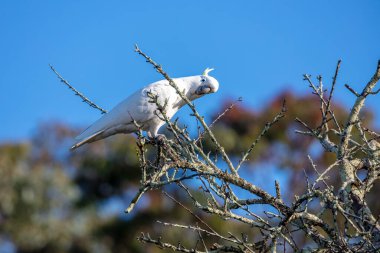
<box><xmin>195</xmin><ymin>85</ymin><xmax>213</xmax><ymax>95</ymax></box>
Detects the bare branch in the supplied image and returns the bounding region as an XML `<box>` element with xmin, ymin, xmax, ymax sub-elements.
<box><xmin>49</xmin><ymin>65</ymin><xmax>107</xmax><ymax>114</ymax></box>
<box><xmin>236</xmin><ymin>100</ymin><xmax>286</xmax><ymax>171</ymax></box>
<box><xmin>196</xmin><ymin>97</ymin><xmax>242</xmax><ymax>143</ymax></box>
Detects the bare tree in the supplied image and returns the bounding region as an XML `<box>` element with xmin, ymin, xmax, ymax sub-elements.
<box><xmin>52</xmin><ymin>48</ymin><xmax>380</xmax><ymax>252</ymax></box>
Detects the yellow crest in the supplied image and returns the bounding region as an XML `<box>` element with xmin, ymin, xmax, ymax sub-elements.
<box><xmin>202</xmin><ymin>67</ymin><xmax>215</xmax><ymax>76</ymax></box>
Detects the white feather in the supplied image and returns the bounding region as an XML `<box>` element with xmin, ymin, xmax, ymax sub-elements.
<box><xmin>72</xmin><ymin>73</ymin><xmax>219</xmax><ymax>150</ymax></box>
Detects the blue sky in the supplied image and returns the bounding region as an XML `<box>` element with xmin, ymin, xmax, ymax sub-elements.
<box><xmin>0</xmin><ymin>1</ymin><xmax>379</xmax><ymax>141</ymax></box>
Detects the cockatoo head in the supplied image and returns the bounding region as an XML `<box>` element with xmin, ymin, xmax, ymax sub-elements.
<box><xmin>194</xmin><ymin>68</ymin><xmax>219</xmax><ymax>96</ymax></box>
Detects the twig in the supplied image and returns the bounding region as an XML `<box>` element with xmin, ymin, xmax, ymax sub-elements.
<box><xmin>326</xmin><ymin>60</ymin><xmax>342</xmax><ymax>114</ymax></box>
<box><xmin>196</xmin><ymin>97</ymin><xmax>242</xmax><ymax>143</ymax></box>
<box><xmin>345</xmin><ymin>84</ymin><xmax>360</xmax><ymax>97</ymax></box>
<box><xmin>236</xmin><ymin>100</ymin><xmax>286</xmax><ymax>171</ymax></box>
<box><xmin>49</xmin><ymin>65</ymin><xmax>107</xmax><ymax>114</ymax></box>
<box><xmin>163</xmin><ymin>191</ymin><xmax>218</xmax><ymax>235</ymax></box>
<box><xmin>125</xmin><ymin>186</ymin><xmax>148</xmax><ymax>213</ymax></box>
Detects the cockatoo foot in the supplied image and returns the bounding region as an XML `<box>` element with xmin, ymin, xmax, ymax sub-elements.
<box><xmin>154</xmin><ymin>134</ymin><xmax>166</xmax><ymax>145</ymax></box>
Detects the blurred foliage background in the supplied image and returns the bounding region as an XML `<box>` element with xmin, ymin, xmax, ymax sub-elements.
<box><xmin>0</xmin><ymin>91</ymin><xmax>378</xmax><ymax>253</ymax></box>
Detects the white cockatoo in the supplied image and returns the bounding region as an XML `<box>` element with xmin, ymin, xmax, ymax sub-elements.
<box><xmin>71</xmin><ymin>68</ymin><xmax>219</xmax><ymax>150</ymax></box>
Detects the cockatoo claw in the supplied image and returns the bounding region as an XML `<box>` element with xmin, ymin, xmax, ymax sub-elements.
<box><xmin>154</xmin><ymin>134</ymin><xmax>166</xmax><ymax>145</ymax></box>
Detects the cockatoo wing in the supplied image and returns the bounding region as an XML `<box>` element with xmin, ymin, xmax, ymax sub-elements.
<box><xmin>75</xmin><ymin>90</ymin><xmax>146</xmax><ymax>140</ymax></box>
<box><xmin>73</xmin><ymin>80</ymin><xmax>176</xmax><ymax>146</ymax></box>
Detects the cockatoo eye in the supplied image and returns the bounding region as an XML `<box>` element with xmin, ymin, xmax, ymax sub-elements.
<box><xmin>201</xmin><ymin>77</ymin><xmax>206</xmax><ymax>83</ymax></box>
